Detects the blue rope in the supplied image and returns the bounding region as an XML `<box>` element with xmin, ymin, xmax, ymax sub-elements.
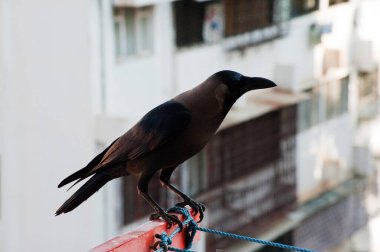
<box><xmin>153</xmin><ymin>206</ymin><xmax>318</xmax><ymax>252</ymax></box>
<box><xmin>153</xmin><ymin>207</ymin><xmax>197</xmax><ymax>252</ymax></box>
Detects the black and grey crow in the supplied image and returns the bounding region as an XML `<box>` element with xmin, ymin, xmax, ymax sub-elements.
<box><xmin>56</xmin><ymin>70</ymin><xmax>276</xmax><ymax>228</ymax></box>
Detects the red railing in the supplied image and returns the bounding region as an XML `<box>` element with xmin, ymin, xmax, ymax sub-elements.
<box><xmin>90</xmin><ymin>209</ymin><xmax>200</xmax><ymax>252</ymax></box>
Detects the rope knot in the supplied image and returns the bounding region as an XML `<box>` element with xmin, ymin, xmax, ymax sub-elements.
<box><xmin>152</xmin><ymin>206</ymin><xmax>316</xmax><ymax>252</ymax></box>
<box><xmin>187</xmin><ymin>218</ymin><xmax>197</xmax><ymax>231</ymax></box>
<box><xmin>168</xmin><ymin>206</ymin><xmax>191</xmax><ymax>219</ymax></box>
<box><xmin>158</xmin><ymin>232</ymin><xmax>172</xmax><ymax>246</ymax></box>
<box><xmin>152</xmin><ymin>232</ymin><xmax>172</xmax><ymax>252</ymax></box>
<box><xmin>167</xmin><ymin>206</ymin><xmax>199</xmax><ymax>249</ymax></box>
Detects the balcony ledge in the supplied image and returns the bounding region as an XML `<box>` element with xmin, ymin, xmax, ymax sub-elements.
<box><xmin>113</xmin><ymin>0</ymin><xmax>174</xmax><ymax>7</ymax></box>
<box><xmin>227</xmin><ymin>176</ymin><xmax>367</xmax><ymax>252</ymax></box>
<box><xmin>90</xmin><ymin>208</ymin><xmax>200</xmax><ymax>252</ymax></box>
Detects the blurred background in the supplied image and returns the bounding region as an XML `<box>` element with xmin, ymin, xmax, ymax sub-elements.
<box><xmin>1</xmin><ymin>0</ymin><xmax>380</xmax><ymax>251</ymax></box>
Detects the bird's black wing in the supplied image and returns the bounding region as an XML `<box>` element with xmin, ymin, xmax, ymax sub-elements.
<box><xmin>98</xmin><ymin>100</ymin><xmax>192</xmax><ymax>166</ymax></box>
<box><xmin>56</xmin><ymin>101</ymin><xmax>192</xmax><ymax>214</ymax></box>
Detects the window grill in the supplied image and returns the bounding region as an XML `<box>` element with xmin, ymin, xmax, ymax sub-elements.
<box><xmin>294</xmin><ymin>192</ymin><xmax>368</xmax><ymax>251</ymax></box>
<box><xmin>173</xmin><ymin>0</ymin><xmax>207</xmax><ymax>47</ymax></box>
<box><xmin>174</xmin><ymin>0</ymin><xmax>223</xmax><ymax>47</ymax></box>
<box><xmin>173</xmin><ymin>0</ymin><xmax>289</xmax><ymax>49</ymax></box>
<box><xmin>329</xmin><ymin>0</ymin><xmax>349</xmax><ymax>6</ymax></box>
<box><xmin>201</xmin><ymin>105</ymin><xmax>297</xmax><ymax>250</ymax></box>
<box><xmin>291</xmin><ymin>0</ymin><xmax>319</xmax><ymax>17</ymax></box>
<box><xmin>257</xmin><ymin>231</ymin><xmax>293</xmax><ymax>252</ymax></box>
<box><xmin>121</xmin><ymin>105</ymin><xmax>297</xmax><ymax>237</ymax></box>
<box><xmin>225</xmin><ymin>0</ymin><xmax>274</xmax><ymax>37</ymax></box>
<box><xmin>223</xmin><ymin>0</ymin><xmax>290</xmax><ymax>50</ymax></box>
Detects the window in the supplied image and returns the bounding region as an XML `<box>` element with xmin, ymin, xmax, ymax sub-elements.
<box><xmin>173</xmin><ymin>0</ymin><xmax>223</xmax><ymax>47</ymax></box>
<box><xmin>203</xmin><ymin>2</ymin><xmax>224</xmax><ymax>43</ymax></box>
<box><xmin>358</xmin><ymin>72</ymin><xmax>378</xmax><ymax>99</ymax></box>
<box><xmin>292</xmin><ymin>0</ymin><xmax>318</xmax><ymax>17</ymax></box>
<box><xmin>329</xmin><ymin>0</ymin><xmax>349</xmax><ymax>6</ymax></box>
<box><xmin>203</xmin><ymin>106</ymin><xmax>297</xmax><ymax>251</ymax></box>
<box><xmin>225</xmin><ymin>0</ymin><xmax>273</xmax><ymax>37</ymax></box>
<box><xmin>113</xmin><ymin>6</ymin><xmax>153</xmax><ymax>59</ymax></box>
<box><xmin>297</xmin><ymin>87</ymin><xmax>320</xmax><ymax>132</ymax></box>
<box><xmin>357</xmin><ymin>70</ymin><xmax>379</xmax><ymax>119</ymax></box>
<box><xmin>294</xmin><ymin>190</ymin><xmax>367</xmax><ymax>251</ymax></box>
<box><xmin>325</xmin><ymin>76</ymin><xmax>349</xmax><ymax>120</ymax></box>
<box><xmin>223</xmin><ymin>0</ymin><xmax>290</xmax><ymax>50</ymax></box>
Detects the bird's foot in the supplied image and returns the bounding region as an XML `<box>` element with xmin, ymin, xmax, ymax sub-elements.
<box><xmin>150</xmin><ymin>210</ymin><xmax>184</xmax><ymax>230</ymax></box>
<box><xmin>150</xmin><ymin>234</ymin><xmax>169</xmax><ymax>252</ymax></box>
<box><xmin>176</xmin><ymin>197</ymin><xmax>206</xmax><ymax>223</ymax></box>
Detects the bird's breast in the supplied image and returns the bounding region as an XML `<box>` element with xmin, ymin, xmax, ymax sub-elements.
<box><xmin>168</xmin><ymin>115</ymin><xmax>221</xmax><ymax>161</ymax></box>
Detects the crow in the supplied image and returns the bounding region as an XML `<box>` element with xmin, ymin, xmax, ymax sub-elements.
<box><xmin>56</xmin><ymin>70</ymin><xmax>276</xmax><ymax>228</ymax></box>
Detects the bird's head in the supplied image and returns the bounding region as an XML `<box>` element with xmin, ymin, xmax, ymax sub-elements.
<box><xmin>208</xmin><ymin>70</ymin><xmax>276</xmax><ymax>114</ymax></box>
<box><xmin>214</xmin><ymin>70</ymin><xmax>276</xmax><ymax>97</ymax></box>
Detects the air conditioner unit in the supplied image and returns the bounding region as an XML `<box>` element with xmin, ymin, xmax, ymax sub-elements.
<box><xmin>355</xmin><ymin>40</ymin><xmax>377</xmax><ymax>73</ymax></box>
<box><xmin>274</xmin><ymin>64</ymin><xmax>295</xmax><ymax>91</ymax></box>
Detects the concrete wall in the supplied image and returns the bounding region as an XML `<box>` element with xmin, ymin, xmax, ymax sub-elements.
<box><xmin>0</xmin><ymin>0</ymin><xmax>102</xmax><ymax>251</ymax></box>
<box><xmin>103</xmin><ymin>3</ymin><xmax>176</xmax><ymax>121</ymax></box>
<box><xmin>103</xmin><ymin>1</ymin><xmax>355</xmax><ymax>117</ymax></box>
<box><xmin>295</xmin><ymin>0</ymin><xmax>380</xmax><ymax>203</ymax></box>
<box><xmin>296</xmin><ymin>114</ymin><xmax>354</xmax><ymax>203</ymax></box>
<box><xmin>0</xmin><ymin>0</ymin><xmax>378</xmax><ymax>251</ymax></box>
<box><xmin>100</xmin><ymin>1</ymin><xmax>357</xmax><ymax>206</ymax></box>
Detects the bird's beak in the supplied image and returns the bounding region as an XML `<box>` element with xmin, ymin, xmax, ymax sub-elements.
<box><xmin>240</xmin><ymin>76</ymin><xmax>277</xmax><ymax>91</ymax></box>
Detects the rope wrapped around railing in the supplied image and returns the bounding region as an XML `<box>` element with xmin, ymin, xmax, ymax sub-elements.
<box><xmin>152</xmin><ymin>206</ymin><xmax>318</xmax><ymax>252</ymax></box>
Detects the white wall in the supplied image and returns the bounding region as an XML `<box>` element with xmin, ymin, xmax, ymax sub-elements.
<box><xmin>0</xmin><ymin>0</ymin><xmax>103</xmax><ymax>251</ymax></box>
<box><xmin>103</xmin><ymin>3</ymin><xmax>176</xmax><ymax>121</ymax></box>
<box><xmin>0</xmin><ymin>0</ymin><xmax>10</xmax><ymax>250</ymax></box>
<box><xmin>96</xmin><ymin>0</ymin><xmax>359</xmax><ymax>227</ymax></box>
<box><xmin>174</xmin><ymin>13</ymin><xmax>320</xmax><ymax>93</ymax></box>
<box><xmin>0</xmin><ymin>0</ymin><xmax>364</xmax><ymax>250</ymax></box>
<box><xmin>356</xmin><ymin>0</ymin><xmax>380</xmax><ymax>61</ymax></box>
<box><xmin>296</xmin><ymin>113</ymin><xmax>354</xmax><ymax>203</ymax></box>
<box><xmin>0</xmin><ymin>0</ymin><xmax>374</xmax><ymax>250</ymax></box>
<box><xmin>103</xmin><ymin>1</ymin><xmax>356</xmax><ymax>119</ymax></box>
<box><xmin>175</xmin><ymin>3</ymin><xmax>355</xmax><ymax>93</ymax></box>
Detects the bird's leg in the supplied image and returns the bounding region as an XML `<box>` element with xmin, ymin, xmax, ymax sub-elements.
<box><xmin>160</xmin><ymin>167</ymin><xmax>206</xmax><ymax>222</ymax></box>
<box><xmin>137</xmin><ymin>170</ymin><xmax>183</xmax><ymax>230</ymax></box>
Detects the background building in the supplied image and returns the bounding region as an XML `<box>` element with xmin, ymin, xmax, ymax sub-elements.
<box><xmin>0</xmin><ymin>0</ymin><xmax>379</xmax><ymax>251</ymax></box>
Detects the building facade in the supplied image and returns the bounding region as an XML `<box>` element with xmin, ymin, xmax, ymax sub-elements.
<box><xmin>0</xmin><ymin>0</ymin><xmax>379</xmax><ymax>251</ymax></box>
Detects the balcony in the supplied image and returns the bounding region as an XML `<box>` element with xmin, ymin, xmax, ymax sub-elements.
<box><xmin>196</xmin><ymin>105</ymin><xmax>298</xmax><ymax>250</ymax></box>
<box><xmin>173</xmin><ymin>0</ymin><xmax>290</xmax><ymax>50</ymax></box>
<box><xmin>113</xmin><ymin>0</ymin><xmax>173</xmax><ymax>7</ymax></box>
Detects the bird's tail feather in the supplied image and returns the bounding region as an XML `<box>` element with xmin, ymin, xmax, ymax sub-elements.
<box><xmin>56</xmin><ymin>171</ymin><xmax>112</xmax><ymax>215</ymax></box>
<box><xmin>58</xmin><ymin>166</ymin><xmax>94</xmax><ymax>189</ymax></box>
<box><xmin>57</xmin><ymin>138</ymin><xmax>120</xmax><ymax>188</ymax></box>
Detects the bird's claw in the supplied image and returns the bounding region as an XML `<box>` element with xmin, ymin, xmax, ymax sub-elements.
<box><xmin>176</xmin><ymin>198</ymin><xmax>206</xmax><ymax>223</ymax></box>
<box><xmin>150</xmin><ymin>211</ymin><xmax>184</xmax><ymax>230</ymax></box>
<box><xmin>150</xmin><ymin>234</ymin><xmax>169</xmax><ymax>252</ymax></box>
